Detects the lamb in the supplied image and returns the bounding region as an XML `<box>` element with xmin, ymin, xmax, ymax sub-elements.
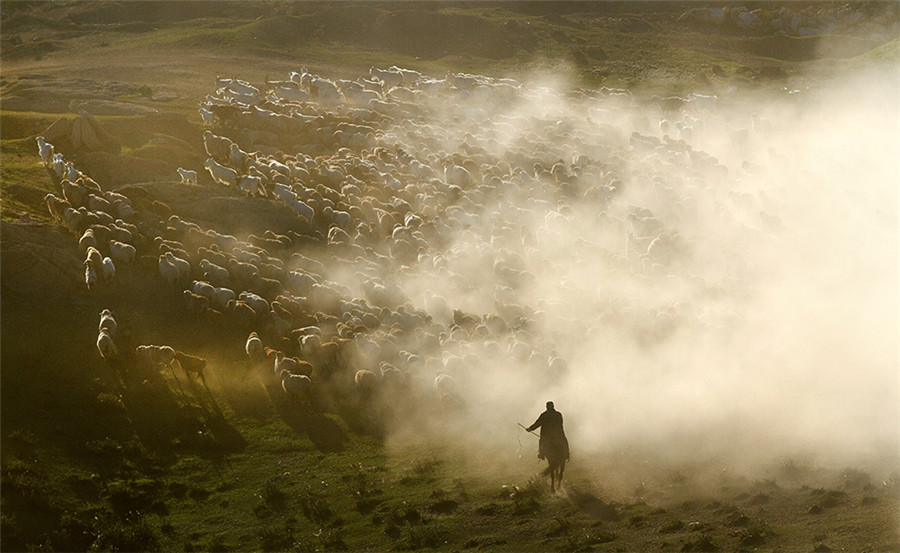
<box><xmin>177</xmin><ymin>167</ymin><xmax>198</xmax><ymax>185</ymax></box>
<box><xmin>280</xmin><ymin>369</ymin><xmax>312</xmax><ymax>406</ymax></box>
<box><xmin>239</xmin><ymin>291</ymin><xmax>270</xmax><ymax>318</ymax></box>
<box><xmin>173</xmin><ymin>351</ymin><xmax>207</xmax><ymax>383</ymax></box>
<box><xmin>205</xmin><ymin>158</ymin><xmax>238</xmax><ymax>187</ymax></box>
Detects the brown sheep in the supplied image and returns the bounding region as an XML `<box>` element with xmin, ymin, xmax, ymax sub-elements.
<box><xmin>174</xmin><ymin>351</ymin><xmax>207</xmax><ymax>383</ymax></box>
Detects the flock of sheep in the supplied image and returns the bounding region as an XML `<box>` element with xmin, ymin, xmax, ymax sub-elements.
<box><xmin>39</xmin><ymin>63</ymin><xmax>781</xmax><ymax>425</ymax></box>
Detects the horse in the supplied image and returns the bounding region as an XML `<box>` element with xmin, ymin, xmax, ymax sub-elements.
<box><xmin>540</xmin><ymin>436</ymin><xmax>568</xmax><ymax>493</ymax></box>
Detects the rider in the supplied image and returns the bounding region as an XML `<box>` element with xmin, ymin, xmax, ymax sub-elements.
<box><xmin>526</xmin><ymin>401</ymin><xmax>570</xmax><ymax>461</ymax></box>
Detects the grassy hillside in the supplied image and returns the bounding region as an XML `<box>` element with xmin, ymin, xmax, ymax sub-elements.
<box><xmin>2</xmin><ymin>2</ymin><xmax>898</xmax><ymax>552</ymax></box>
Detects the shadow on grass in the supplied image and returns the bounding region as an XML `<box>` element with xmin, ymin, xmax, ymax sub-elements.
<box><xmin>261</xmin><ymin>371</ymin><xmax>348</xmax><ymax>453</ymax></box>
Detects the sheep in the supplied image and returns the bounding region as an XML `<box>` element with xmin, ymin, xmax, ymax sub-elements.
<box><xmin>211</xmin><ymin>286</ymin><xmax>236</xmax><ymax>310</ymax></box>
<box><xmin>239</xmin><ymin>175</ymin><xmax>266</xmax><ymax>197</ymax></box>
<box><xmin>109</xmin><ymin>240</ymin><xmax>136</xmax><ymax>265</ymax></box>
<box><xmin>225</xmin><ymin>299</ymin><xmax>257</xmax><ymax>328</ymax></box>
<box><xmin>280</xmin><ymin>369</ymin><xmax>312</xmax><ymax>406</ymax></box>
<box><xmin>205</xmin><ymin>158</ymin><xmax>238</xmax><ymax>187</ymax></box>
<box><xmin>62</xmin><ymin>179</ymin><xmax>89</xmax><ymax>209</ymax></box>
<box><xmin>135</xmin><ymin>344</ymin><xmax>176</xmax><ymax>368</ymax></box>
<box><xmin>158</xmin><ymin>253</ymin><xmax>181</xmax><ymax>286</ymax></box>
<box><xmin>52</xmin><ymin>153</ymin><xmax>66</xmax><ymax>179</ymax></box>
<box><xmin>271</xmin><ymin>350</ymin><xmax>304</xmax><ymax>378</ymax></box>
<box><xmin>354</xmin><ymin>369</ymin><xmax>378</xmax><ymax>399</ymax></box>
<box><xmin>245</xmin><ymin>331</ymin><xmax>263</xmax><ymax>360</ymax></box>
<box><xmin>101</xmin><ymin>256</ymin><xmax>116</xmax><ymax>283</ymax></box>
<box><xmin>97</xmin><ymin>329</ymin><xmax>117</xmax><ymax>360</ymax></box>
<box><xmin>229</xmin><ymin>143</ymin><xmax>250</xmax><ymax>173</ymax></box>
<box><xmin>191</xmin><ymin>280</ymin><xmax>216</xmax><ymax>300</ymax></box>
<box><xmin>200</xmin><ymin>259</ymin><xmax>230</xmax><ymax>288</ymax></box>
<box><xmin>44</xmin><ymin>193</ymin><xmax>70</xmax><ymax>222</ymax></box>
<box><xmin>274</xmin><ymin>86</ymin><xmax>311</xmax><ymax>103</ymax></box>
<box><xmin>36</xmin><ymin>136</ymin><xmax>54</xmax><ymax>165</ymax></box>
<box><xmin>177</xmin><ymin>167</ymin><xmax>198</xmax><ymax>185</ymax></box>
<box><xmin>66</xmin><ymin>162</ymin><xmax>83</xmax><ymax>183</ymax></box>
<box><xmin>184</xmin><ymin>290</ymin><xmax>210</xmax><ymax>315</ymax></box>
<box><xmin>202</xmin><ymin>130</ymin><xmax>235</xmax><ymax>162</ymax></box>
<box><xmin>198</xmin><ymin>106</ymin><xmax>215</xmax><ymax>127</ymax></box>
<box><xmin>78</xmin><ymin>228</ymin><xmax>97</xmax><ymax>254</ymax></box>
<box><xmin>173</xmin><ymin>351</ymin><xmax>207</xmax><ymax>383</ymax></box>
<box><xmin>99</xmin><ymin>308</ymin><xmax>118</xmax><ymax>337</ymax></box>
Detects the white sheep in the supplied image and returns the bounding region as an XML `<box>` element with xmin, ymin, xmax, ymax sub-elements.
<box><xmin>52</xmin><ymin>153</ymin><xmax>66</xmax><ymax>179</ymax></box>
<box><xmin>245</xmin><ymin>331</ymin><xmax>263</xmax><ymax>359</ymax></box>
<box><xmin>99</xmin><ymin>308</ymin><xmax>118</xmax><ymax>337</ymax></box>
<box><xmin>280</xmin><ymin>369</ymin><xmax>312</xmax><ymax>406</ymax></box>
<box><xmin>229</xmin><ymin>143</ymin><xmax>250</xmax><ymax>172</ymax></box>
<box><xmin>177</xmin><ymin>167</ymin><xmax>198</xmax><ymax>185</ymax></box>
<box><xmin>158</xmin><ymin>253</ymin><xmax>181</xmax><ymax>286</ymax></box>
<box><xmin>191</xmin><ymin>280</ymin><xmax>216</xmax><ymax>300</ymax></box>
<box><xmin>36</xmin><ymin>136</ymin><xmax>54</xmax><ymax>166</ymax></box>
<box><xmin>238</xmin><ymin>175</ymin><xmax>266</xmax><ymax>197</ymax></box>
<box><xmin>65</xmin><ymin>162</ymin><xmax>83</xmax><ymax>183</ymax></box>
<box><xmin>274</xmin><ymin>86</ymin><xmax>311</xmax><ymax>103</ymax></box>
<box><xmin>205</xmin><ymin>158</ymin><xmax>238</xmax><ymax>187</ymax></box>
<box><xmin>101</xmin><ymin>256</ymin><xmax>116</xmax><ymax>283</ymax></box>
<box><xmin>238</xmin><ymin>291</ymin><xmax>269</xmax><ymax>316</ymax></box>
<box><xmin>198</xmin><ymin>107</ymin><xmax>215</xmax><ymax>127</ymax></box>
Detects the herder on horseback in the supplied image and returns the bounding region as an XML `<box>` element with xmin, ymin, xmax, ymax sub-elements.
<box><xmin>522</xmin><ymin>401</ymin><xmax>570</xmax><ymax>492</ymax></box>
<box><xmin>525</xmin><ymin>401</ymin><xmax>570</xmax><ymax>462</ymax></box>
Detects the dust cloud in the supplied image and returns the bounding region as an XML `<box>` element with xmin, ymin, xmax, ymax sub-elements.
<box><xmin>368</xmin><ymin>68</ymin><xmax>898</xmax><ymax>480</ymax></box>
